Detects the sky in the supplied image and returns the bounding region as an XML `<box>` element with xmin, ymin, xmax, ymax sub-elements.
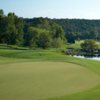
<box><xmin>0</xmin><ymin>0</ymin><xmax>100</xmax><ymax>19</ymax></box>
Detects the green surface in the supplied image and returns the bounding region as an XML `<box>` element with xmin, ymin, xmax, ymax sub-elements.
<box><xmin>45</xmin><ymin>85</ymin><xmax>100</xmax><ymax>100</ymax></box>
<box><xmin>0</xmin><ymin>62</ymin><xmax>99</xmax><ymax>100</ymax></box>
<box><xmin>0</xmin><ymin>49</ymin><xmax>100</xmax><ymax>100</ymax></box>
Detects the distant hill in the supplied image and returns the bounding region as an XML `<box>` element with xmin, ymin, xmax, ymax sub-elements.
<box><xmin>53</xmin><ymin>19</ymin><xmax>100</xmax><ymax>41</ymax></box>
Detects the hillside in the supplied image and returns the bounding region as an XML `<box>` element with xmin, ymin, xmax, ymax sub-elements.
<box><xmin>53</xmin><ymin>19</ymin><xmax>100</xmax><ymax>41</ymax></box>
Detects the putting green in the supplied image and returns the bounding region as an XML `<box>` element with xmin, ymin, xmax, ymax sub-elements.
<box><xmin>0</xmin><ymin>62</ymin><xmax>99</xmax><ymax>100</ymax></box>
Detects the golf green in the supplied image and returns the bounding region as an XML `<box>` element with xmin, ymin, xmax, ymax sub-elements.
<box><xmin>0</xmin><ymin>62</ymin><xmax>99</xmax><ymax>100</ymax></box>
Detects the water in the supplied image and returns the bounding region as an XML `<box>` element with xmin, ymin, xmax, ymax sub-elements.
<box><xmin>74</xmin><ymin>55</ymin><xmax>100</xmax><ymax>61</ymax></box>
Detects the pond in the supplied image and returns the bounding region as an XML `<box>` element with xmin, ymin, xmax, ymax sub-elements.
<box><xmin>73</xmin><ymin>55</ymin><xmax>100</xmax><ymax>61</ymax></box>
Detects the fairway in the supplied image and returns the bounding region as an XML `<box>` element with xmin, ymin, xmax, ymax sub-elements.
<box><xmin>0</xmin><ymin>61</ymin><xmax>99</xmax><ymax>100</ymax></box>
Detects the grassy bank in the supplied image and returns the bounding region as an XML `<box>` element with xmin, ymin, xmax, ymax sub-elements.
<box><xmin>0</xmin><ymin>49</ymin><xmax>100</xmax><ymax>74</ymax></box>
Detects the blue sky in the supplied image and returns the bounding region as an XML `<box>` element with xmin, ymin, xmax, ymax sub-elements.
<box><xmin>0</xmin><ymin>0</ymin><xmax>100</xmax><ymax>19</ymax></box>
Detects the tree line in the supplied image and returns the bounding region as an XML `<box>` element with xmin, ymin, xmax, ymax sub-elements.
<box><xmin>53</xmin><ymin>19</ymin><xmax>100</xmax><ymax>43</ymax></box>
<box><xmin>0</xmin><ymin>9</ymin><xmax>65</xmax><ymax>49</ymax></box>
<box><xmin>24</xmin><ymin>18</ymin><xmax>100</xmax><ymax>44</ymax></box>
<box><xmin>1</xmin><ymin>9</ymin><xmax>100</xmax><ymax>49</ymax></box>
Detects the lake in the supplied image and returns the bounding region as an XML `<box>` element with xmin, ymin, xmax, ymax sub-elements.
<box><xmin>74</xmin><ymin>55</ymin><xmax>100</xmax><ymax>61</ymax></box>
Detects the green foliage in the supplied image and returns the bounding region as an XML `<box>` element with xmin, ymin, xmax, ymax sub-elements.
<box><xmin>0</xmin><ymin>10</ymin><xmax>68</xmax><ymax>48</ymax></box>
<box><xmin>0</xmin><ymin>12</ymin><xmax>24</xmax><ymax>46</ymax></box>
<box><xmin>52</xmin><ymin>38</ymin><xmax>64</xmax><ymax>48</ymax></box>
<box><xmin>7</xmin><ymin>13</ymin><xmax>24</xmax><ymax>45</ymax></box>
<box><xmin>23</xmin><ymin>17</ymin><xmax>65</xmax><ymax>48</ymax></box>
<box><xmin>15</xmin><ymin>18</ymin><xmax>24</xmax><ymax>45</ymax></box>
<box><xmin>24</xmin><ymin>27</ymin><xmax>52</xmax><ymax>49</ymax></box>
<box><xmin>2</xmin><ymin>10</ymin><xmax>100</xmax><ymax>46</ymax></box>
<box><xmin>6</xmin><ymin>13</ymin><xmax>17</xmax><ymax>44</ymax></box>
<box><xmin>37</xmin><ymin>32</ymin><xmax>51</xmax><ymax>49</ymax></box>
<box><xmin>81</xmin><ymin>39</ymin><xmax>98</xmax><ymax>50</ymax></box>
<box><xmin>0</xmin><ymin>16</ymin><xmax>8</xmax><ymax>43</ymax></box>
<box><xmin>3</xmin><ymin>9</ymin><xmax>100</xmax><ymax>48</ymax></box>
<box><xmin>24</xmin><ymin>27</ymin><xmax>40</xmax><ymax>47</ymax></box>
<box><xmin>54</xmin><ymin>19</ymin><xmax>100</xmax><ymax>41</ymax></box>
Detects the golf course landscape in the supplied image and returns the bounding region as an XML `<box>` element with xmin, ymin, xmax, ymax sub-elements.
<box><xmin>1</xmin><ymin>2</ymin><xmax>100</xmax><ymax>99</ymax></box>
<box><xmin>0</xmin><ymin>48</ymin><xmax>100</xmax><ymax>100</ymax></box>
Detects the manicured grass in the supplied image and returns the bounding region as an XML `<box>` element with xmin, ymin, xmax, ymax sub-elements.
<box><xmin>0</xmin><ymin>49</ymin><xmax>100</xmax><ymax>74</ymax></box>
<box><xmin>0</xmin><ymin>49</ymin><xmax>100</xmax><ymax>100</ymax></box>
<box><xmin>0</xmin><ymin>62</ymin><xmax>99</xmax><ymax>100</ymax></box>
<box><xmin>45</xmin><ymin>85</ymin><xmax>100</xmax><ymax>100</ymax></box>
<box><xmin>66</xmin><ymin>41</ymin><xmax>84</xmax><ymax>49</ymax></box>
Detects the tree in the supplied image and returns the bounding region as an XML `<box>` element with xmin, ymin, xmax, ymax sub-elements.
<box><xmin>23</xmin><ymin>27</ymin><xmax>40</xmax><ymax>48</ymax></box>
<box><xmin>52</xmin><ymin>38</ymin><xmax>64</xmax><ymax>48</ymax></box>
<box><xmin>4</xmin><ymin>13</ymin><xmax>24</xmax><ymax>45</ymax></box>
<box><xmin>81</xmin><ymin>39</ymin><xmax>98</xmax><ymax>50</ymax></box>
<box><xmin>23</xmin><ymin>27</ymin><xmax>51</xmax><ymax>49</ymax></box>
<box><xmin>0</xmin><ymin>16</ymin><xmax>8</xmax><ymax>43</ymax></box>
<box><xmin>15</xmin><ymin>17</ymin><xmax>24</xmax><ymax>46</ymax></box>
<box><xmin>81</xmin><ymin>39</ymin><xmax>99</xmax><ymax>57</ymax></box>
<box><xmin>37</xmin><ymin>32</ymin><xmax>51</xmax><ymax>49</ymax></box>
<box><xmin>23</xmin><ymin>17</ymin><xmax>66</xmax><ymax>48</ymax></box>
<box><xmin>6</xmin><ymin>13</ymin><xmax>17</xmax><ymax>44</ymax></box>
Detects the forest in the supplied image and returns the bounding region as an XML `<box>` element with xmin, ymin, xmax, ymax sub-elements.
<box><xmin>54</xmin><ymin>19</ymin><xmax>100</xmax><ymax>43</ymax></box>
<box><xmin>1</xmin><ymin>9</ymin><xmax>100</xmax><ymax>48</ymax></box>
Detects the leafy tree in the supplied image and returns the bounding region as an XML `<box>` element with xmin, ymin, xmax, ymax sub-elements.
<box><xmin>23</xmin><ymin>27</ymin><xmax>51</xmax><ymax>49</ymax></box>
<box><xmin>81</xmin><ymin>39</ymin><xmax>98</xmax><ymax>50</ymax></box>
<box><xmin>52</xmin><ymin>38</ymin><xmax>64</xmax><ymax>48</ymax></box>
<box><xmin>81</xmin><ymin>39</ymin><xmax>99</xmax><ymax>57</ymax></box>
<box><xmin>6</xmin><ymin>13</ymin><xmax>18</xmax><ymax>44</ymax></box>
<box><xmin>0</xmin><ymin>16</ymin><xmax>8</xmax><ymax>43</ymax></box>
<box><xmin>23</xmin><ymin>27</ymin><xmax>40</xmax><ymax>48</ymax></box>
<box><xmin>37</xmin><ymin>32</ymin><xmax>51</xmax><ymax>49</ymax></box>
<box><xmin>3</xmin><ymin>12</ymin><xmax>24</xmax><ymax>45</ymax></box>
<box><xmin>15</xmin><ymin>17</ymin><xmax>24</xmax><ymax>46</ymax></box>
<box><xmin>24</xmin><ymin>17</ymin><xmax>66</xmax><ymax>48</ymax></box>
<box><xmin>52</xmin><ymin>25</ymin><xmax>64</xmax><ymax>39</ymax></box>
